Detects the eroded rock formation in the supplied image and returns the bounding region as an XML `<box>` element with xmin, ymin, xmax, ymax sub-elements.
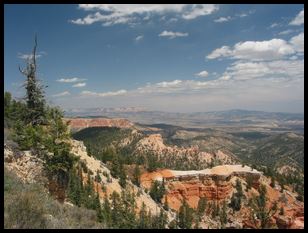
<box><xmin>140</xmin><ymin>165</ymin><xmax>262</xmax><ymax>211</ymax></box>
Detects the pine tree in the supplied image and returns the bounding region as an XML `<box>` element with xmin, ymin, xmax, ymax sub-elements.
<box><xmin>230</xmin><ymin>179</ymin><xmax>243</xmax><ymax>211</ymax></box>
<box><xmin>220</xmin><ymin>201</ymin><xmax>228</xmax><ymax>228</ymax></box>
<box><xmin>118</xmin><ymin>163</ymin><xmax>127</xmax><ymax>188</ymax></box>
<box><xmin>270</xmin><ymin>177</ymin><xmax>276</xmax><ymax>188</ymax></box>
<box><xmin>133</xmin><ymin>164</ymin><xmax>141</xmax><ymax>186</ymax></box>
<box><xmin>138</xmin><ymin>202</ymin><xmax>149</xmax><ymax>229</ymax></box>
<box><xmin>249</xmin><ymin>185</ymin><xmax>278</xmax><ymax>229</ymax></box>
<box><xmin>197</xmin><ymin>197</ymin><xmax>207</xmax><ymax>220</ymax></box>
<box><xmin>102</xmin><ymin>195</ymin><xmax>112</xmax><ymax>226</ymax></box>
<box><xmin>178</xmin><ymin>199</ymin><xmax>193</xmax><ymax>229</ymax></box>
<box><xmin>279</xmin><ymin>206</ymin><xmax>284</xmax><ymax>215</ymax></box>
<box><xmin>149</xmin><ymin>180</ymin><xmax>165</xmax><ymax>203</ymax></box>
<box><xmin>18</xmin><ymin>35</ymin><xmax>46</xmax><ymax>126</ymax></box>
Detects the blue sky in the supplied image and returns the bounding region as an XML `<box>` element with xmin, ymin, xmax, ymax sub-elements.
<box><xmin>4</xmin><ymin>4</ymin><xmax>304</xmax><ymax>113</ymax></box>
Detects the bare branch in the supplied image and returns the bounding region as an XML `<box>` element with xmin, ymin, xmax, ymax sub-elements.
<box><xmin>32</xmin><ymin>34</ymin><xmax>38</xmax><ymax>73</ymax></box>
<box><xmin>18</xmin><ymin>65</ymin><xmax>27</xmax><ymax>76</ymax></box>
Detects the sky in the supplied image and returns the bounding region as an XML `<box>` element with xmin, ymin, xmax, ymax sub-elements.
<box><xmin>4</xmin><ymin>4</ymin><xmax>304</xmax><ymax>113</ymax></box>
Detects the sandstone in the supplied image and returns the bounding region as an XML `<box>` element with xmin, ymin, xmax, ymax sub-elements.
<box><xmin>141</xmin><ymin>165</ymin><xmax>262</xmax><ymax>211</ymax></box>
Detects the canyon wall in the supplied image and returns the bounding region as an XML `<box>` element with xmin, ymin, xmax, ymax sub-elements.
<box><xmin>141</xmin><ymin>165</ymin><xmax>262</xmax><ymax>211</ymax></box>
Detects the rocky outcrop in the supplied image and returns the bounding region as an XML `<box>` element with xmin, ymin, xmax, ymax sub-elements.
<box><xmin>4</xmin><ymin>143</ymin><xmax>46</xmax><ymax>184</ymax></box>
<box><xmin>136</xmin><ymin>134</ymin><xmax>236</xmax><ymax>168</ymax></box>
<box><xmin>69</xmin><ymin>139</ymin><xmax>173</xmax><ymax>219</ymax></box>
<box><xmin>65</xmin><ymin>118</ymin><xmax>134</xmax><ymax>131</ymax></box>
<box><xmin>140</xmin><ymin>165</ymin><xmax>262</xmax><ymax>211</ymax></box>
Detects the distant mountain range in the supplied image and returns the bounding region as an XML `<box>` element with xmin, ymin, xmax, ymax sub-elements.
<box><xmin>64</xmin><ymin>108</ymin><xmax>304</xmax><ymax>133</ymax></box>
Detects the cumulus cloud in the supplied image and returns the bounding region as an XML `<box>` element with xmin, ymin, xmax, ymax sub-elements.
<box><xmin>206</xmin><ymin>46</ymin><xmax>232</xmax><ymax>59</ymax></box>
<box><xmin>214</xmin><ymin>16</ymin><xmax>232</xmax><ymax>23</ymax></box>
<box><xmin>195</xmin><ymin>70</ymin><xmax>209</xmax><ymax>78</ymax></box>
<box><xmin>159</xmin><ymin>30</ymin><xmax>188</xmax><ymax>39</ymax></box>
<box><xmin>182</xmin><ymin>4</ymin><xmax>218</xmax><ymax>20</ymax></box>
<box><xmin>223</xmin><ymin>59</ymin><xmax>304</xmax><ymax>81</ymax></box>
<box><xmin>290</xmin><ymin>32</ymin><xmax>304</xmax><ymax>53</ymax></box>
<box><xmin>81</xmin><ymin>89</ymin><xmax>127</xmax><ymax>97</ymax></box>
<box><xmin>72</xmin><ymin>82</ymin><xmax>87</xmax><ymax>87</ymax></box>
<box><xmin>135</xmin><ymin>35</ymin><xmax>144</xmax><ymax>41</ymax></box>
<box><xmin>218</xmin><ymin>75</ymin><xmax>231</xmax><ymax>81</ymax></box>
<box><xmin>157</xmin><ymin>79</ymin><xmax>182</xmax><ymax>87</ymax></box>
<box><xmin>206</xmin><ymin>38</ymin><xmax>296</xmax><ymax>61</ymax></box>
<box><xmin>57</xmin><ymin>77</ymin><xmax>87</xmax><ymax>83</ymax></box>
<box><xmin>52</xmin><ymin>91</ymin><xmax>71</xmax><ymax>97</ymax></box>
<box><xmin>70</xmin><ymin>4</ymin><xmax>218</xmax><ymax>26</ymax></box>
<box><xmin>289</xmin><ymin>9</ymin><xmax>304</xmax><ymax>26</ymax></box>
<box><xmin>135</xmin><ymin>79</ymin><xmax>227</xmax><ymax>94</ymax></box>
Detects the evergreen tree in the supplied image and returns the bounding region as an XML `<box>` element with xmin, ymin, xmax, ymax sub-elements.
<box><xmin>249</xmin><ymin>185</ymin><xmax>278</xmax><ymax>229</ymax></box>
<box><xmin>95</xmin><ymin>170</ymin><xmax>102</xmax><ymax>183</ymax></box>
<box><xmin>110</xmin><ymin>191</ymin><xmax>122</xmax><ymax>228</ymax></box>
<box><xmin>102</xmin><ymin>195</ymin><xmax>112</xmax><ymax>226</ymax></box>
<box><xmin>149</xmin><ymin>180</ymin><xmax>165</xmax><ymax>203</ymax></box>
<box><xmin>18</xmin><ymin>36</ymin><xmax>46</xmax><ymax>126</ymax></box>
<box><xmin>118</xmin><ymin>164</ymin><xmax>127</xmax><ymax>188</ymax></box>
<box><xmin>138</xmin><ymin>202</ymin><xmax>149</xmax><ymax>229</ymax></box>
<box><xmin>197</xmin><ymin>197</ymin><xmax>207</xmax><ymax>220</ymax></box>
<box><xmin>230</xmin><ymin>179</ymin><xmax>243</xmax><ymax>211</ymax></box>
<box><xmin>178</xmin><ymin>199</ymin><xmax>194</xmax><ymax>229</ymax></box>
<box><xmin>279</xmin><ymin>206</ymin><xmax>284</xmax><ymax>215</ymax></box>
<box><xmin>270</xmin><ymin>177</ymin><xmax>276</xmax><ymax>188</ymax></box>
<box><xmin>133</xmin><ymin>164</ymin><xmax>141</xmax><ymax>186</ymax></box>
<box><xmin>220</xmin><ymin>201</ymin><xmax>228</xmax><ymax>228</ymax></box>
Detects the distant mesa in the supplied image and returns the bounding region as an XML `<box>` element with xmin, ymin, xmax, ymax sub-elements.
<box><xmin>65</xmin><ymin>117</ymin><xmax>134</xmax><ymax>131</ymax></box>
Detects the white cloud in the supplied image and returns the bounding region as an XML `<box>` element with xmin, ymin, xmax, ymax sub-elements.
<box><xmin>277</xmin><ymin>29</ymin><xmax>294</xmax><ymax>35</ymax></box>
<box><xmin>206</xmin><ymin>46</ymin><xmax>232</xmax><ymax>59</ymax></box>
<box><xmin>57</xmin><ymin>77</ymin><xmax>87</xmax><ymax>83</ymax></box>
<box><xmin>214</xmin><ymin>16</ymin><xmax>232</xmax><ymax>23</ymax></box>
<box><xmin>157</xmin><ymin>79</ymin><xmax>182</xmax><ymax>87</ymax></box>
<box><xmin>72</xmin><ymin>82</ymin><xmax>87</xmax><ymax>87</ymax></box>
<box><xmin>159</xmin><ymin>30</ymin><xmax>188</xmax><ymax>39</ymax></box>
<box><xmin>136</xmin><ymin>79</ymin><xmax>225</xmax><ymax>94</ymax></box>
<box><xmin>71</xmin><ymin>4</ymin><xmax>218</xmax><ymax>26</ymax></box>
<box><xmin>289</xmin><ymin>9</ymin><xmax>304</xmax><ymax>26</ymax></box>
<box><xmin>135</xmin><ymin>35</ymin><xmax>144</xmax><ymax>41</ymax></box>
<box><xmin>218</xmin><ymin>75</ymin><xmax>231</xmax><ymax>81</ymax></box>
<box><xmin>52</xmin><ymin>91</ymin><xmax>71</xmax><ymax>97</ymax></box>
<box><xmin>18</xmin><ymin>53</ymin><xmax>42</xmax><ymax>60</ymax></box>
<box><xmin>269</xmin><ymin>22</ymin><xmax>280</xmax><ymax>28</ymax></box>
<box><xmin>237</xmin><ymin>13</ymin><xmax>247</xmax><ymax>18</ymax></box>
<box><xmin>207</xmin><ymin>38</ymin><xmax>295</xmax><ymax>61</ymax></box>
<box><xmin>290</xmin><ymin>32</ymin><xmax>304</xmax><ymax>53</ymax></box>
<box><xmin>182</xmin><ymin>4</ymin><xmax>218</xmax><ymax>20</ymax></box>
<box><xmin>236</xmin><ymin>10</ymin><xmax>255</xmax><ymax>18</ymax></box>
<box><xmin>223</xmin><ymin>59</ymin><xmax>304</xmax><ymax>81</ymax></box>
<box><xmin>81</xmin><ymin>89</ymin><xmax>127</xmax><ymax>97</ymax></box>
<box><xmin>195</xmin><ymin>70</ymin><xmax>209</xmax><ymax>78</ymax></box>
